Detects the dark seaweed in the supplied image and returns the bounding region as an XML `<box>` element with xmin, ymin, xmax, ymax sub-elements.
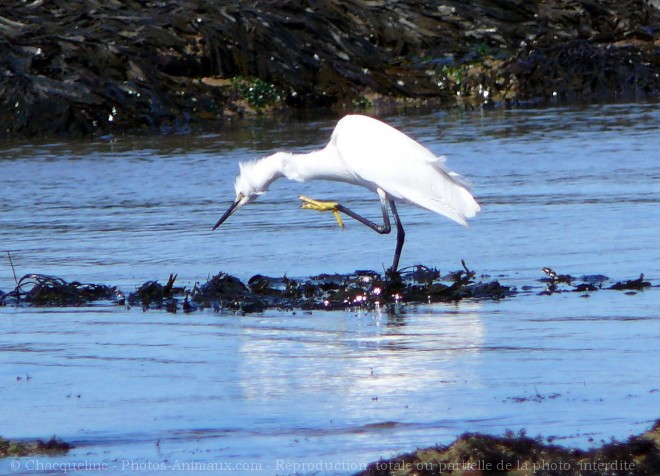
<box><xmin>2</xmin><ymin>264</ymin><xmax>654</xmax><ymax>312</ymax></box>
<box><xmin>0</xmin><ymin>274</ymin><xmax>116</xmax><ymax>306</ymax></box>
<box><xmin>358</xmin><ymin>420</ymin><xmax>660</xmax><ymax>476</ymax></box>
<box><xmin>1</xmin><ymin>0</ymin><xmax>658</xmax><ymax>138</ymax></box>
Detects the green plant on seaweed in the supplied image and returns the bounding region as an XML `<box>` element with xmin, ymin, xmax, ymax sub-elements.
<box><xmin>230</xmin><ymin>76</ymin><xmax>282</xmax><ymax>110</ymax></box>
<box><xmin>0</xmin><ymin>438</ymin><xmax>27</xmax><ymax>457</ymax></box>
<box><xmin>0</xmin><ymin>436</ymin><xmax>70</xmax><ymax>457</ymax></box>
<box><xmin>352</xmin><ymin>95</ymin><xmax>372</xmax><ymax>109</ymax></box>
<box><xmin>441</xmin><ymin>64</ymin><xmax>464</xmax><ymax>85</ymax></box>
<box><xmin>474</xmin><ymin>42</ymin><xmax>497</xmax><ymax>57</ymax></box>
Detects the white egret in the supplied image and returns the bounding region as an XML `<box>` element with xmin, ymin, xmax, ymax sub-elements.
<box><xmin>213</xmin><ymin>114</ymin><xmax>480</xmax><ymax>272</ymax></box>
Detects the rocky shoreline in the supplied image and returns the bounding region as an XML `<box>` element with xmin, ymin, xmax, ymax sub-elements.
<box><xmin>1</xmin><ymin>0</ymin><xmax>658</xmax><ymax>139</ymax></box>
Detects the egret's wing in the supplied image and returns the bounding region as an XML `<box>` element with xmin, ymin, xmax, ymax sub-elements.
<box><xmin>332</xmin><ymin>115</ymin><xmax>439</xmax><ymax>180</ymax></box>
<box><xmin>424</xmin><ymin>154</ymin><xmax>475</xmax><ymax>192</ymax></box>
<box><xmin>382</xmin><ymin>180</ymin><xmax>480</xmax><ymax>226</ymax></box>
<box><xmin>375</xmin><ymin>153</ymin><xmax>480</xmax><ymax>225</ymax></box>
<box><xmin>331</xmin><ymin>115</ymin><xmax>480</xmax><ymax>224</ymax></box>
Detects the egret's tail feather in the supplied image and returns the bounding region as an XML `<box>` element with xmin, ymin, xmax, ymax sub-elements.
<box><xmin>396</xmin><ymin>184</ymin><xmax>480</xmax><ymax>226</ymax></box>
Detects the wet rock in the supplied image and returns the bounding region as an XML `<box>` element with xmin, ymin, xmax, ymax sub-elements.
<box><xmin>502</xmin><ymin>38</ymin><xmax>660</xmax><ymax>104</ymax></box>
<box><xmin>1</xmin><ymin>0</ymin><xmax>658</xmax><ymax>139</ymax></box>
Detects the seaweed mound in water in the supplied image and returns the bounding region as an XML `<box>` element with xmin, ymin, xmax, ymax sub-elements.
<box><xmin>130</xmin><ymin>262</ymin><xmax>514</xmax><ymax>313</ymax></box>
<box><xmin>1</xmin><ymin>265</ymin><xmax>653</xmax><ymax>311</ymax></box>
<box><xmin>127</xmin><ymin>273</ymin><xmax>185</xmax><ymax>312</ymax></box>
<box><xmin>0</xmin><ymin>274</ymin><xmax>116</xmax><ymax>306</ymax></box>
<box><xmin>539</xmin><ymin>267</ymin><xmax>652</xmax><ymax>295</ymax></box>
<box><xmin>191</xmin><ymin>272</ymin><xmax>265</xmax><ymax>313</ymax></box>
<box><xmin>222</xmin><ymin>261</ymin><xmax>513</xmax><ymax>312</ymax></box>
<box><xmin>0</xmin><ymin>435</ymin><xmax>70</xmax><ymax>457</ymax></box>
<box><xmin>358</xmin><ymin>420</ymin><xmax>660</xmax><ymax>476</ymax></box>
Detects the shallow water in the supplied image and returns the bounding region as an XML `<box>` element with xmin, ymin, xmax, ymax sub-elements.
<box><xmin>1</xmin><ymin>103</ymin><xmax>659</xmax><ymax>475</ymax></box>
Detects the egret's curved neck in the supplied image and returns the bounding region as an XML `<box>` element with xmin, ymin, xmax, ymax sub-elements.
<box><xmin>245</xmin><ymin>152</ymin><xmax>287</xmax><ymax>192</ymax></box>
<box><xmin>281</xmin><ymin>146</ymin><xmax>352</xmax><ymax>183</ymax></box>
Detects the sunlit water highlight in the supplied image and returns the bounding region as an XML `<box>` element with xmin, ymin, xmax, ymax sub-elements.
<box><xmin>1</xmin><ymin>103</ymin><xmax>659</xmax><ymax>475</ymax></box>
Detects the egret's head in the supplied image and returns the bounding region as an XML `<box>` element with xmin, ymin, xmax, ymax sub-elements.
<box><xmin>212</xmin><ymin>157</ymin><xmax>282</xmax><ymax>230</ymax></box>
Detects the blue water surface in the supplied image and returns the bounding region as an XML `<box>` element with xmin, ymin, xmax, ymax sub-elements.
<box><xmin>0</xmin><ymin>103</ymin><xmax>658</xmax><ymax>475</ymax></box>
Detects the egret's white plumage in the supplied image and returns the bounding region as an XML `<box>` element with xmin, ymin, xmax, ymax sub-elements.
<box><xmin>214</xmin><ymin>114</ymin><xmax>480</xmax><ymax>270</ymax></box>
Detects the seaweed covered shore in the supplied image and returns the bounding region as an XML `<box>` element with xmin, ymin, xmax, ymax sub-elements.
<box><xmin>358</xmin><ymin>420</ymin><xmax>660</xmax><ymax>476</ymax></box>
<box><xmin>1</xmin><ymin>0</ymin><xmax>658</xmax><ymax>138</ymax></box>
<box><xmin>2</xmin><ymin>422</ymin><xmax>659</xmax><ymax>474</ymax></box>
<box><xmin>0</xmin><ymin>435</ymin><xmax>69</xmax><ymax>458</ymax></box>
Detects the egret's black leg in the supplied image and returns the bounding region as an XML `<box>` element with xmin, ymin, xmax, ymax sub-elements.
<box><xmin>299</xmin><ymin>192</ymin><xmax>405</xmax><ymax>272</ymax></box>
<box><xmin>388</xmin><ymin>200</ymin><xmax>405</xmax><ymax>272</ymax></box>
<box><xmin>337</xmin><ymin>198</ymin><xmax>404</xmax><ymax>272</ymax></box>
<box><xmin>335</xmin><ymin>198</ymin><xmax>391</xmax><ymax>235</ymax></box>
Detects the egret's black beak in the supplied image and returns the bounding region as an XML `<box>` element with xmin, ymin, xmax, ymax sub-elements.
<box><xmin>212</xmin><ymin>199</ymin><xmax>241</xmax><ymax>230</ymax></box>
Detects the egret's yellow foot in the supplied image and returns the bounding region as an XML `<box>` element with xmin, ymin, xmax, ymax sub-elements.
<box><xmin>299</xmin><ymin>195</ymin><xmax>344</xmax><ymax>229</ymax></box>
